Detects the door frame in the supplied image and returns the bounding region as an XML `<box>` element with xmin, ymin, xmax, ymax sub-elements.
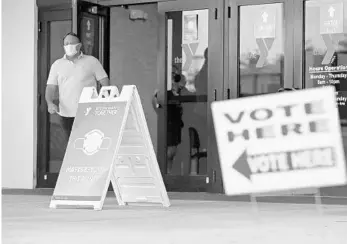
<box><xmin>37</xmin><ymin>2</ymin><xmax>111</xmax><ymax>188</ymax></box>
<box><xmin>157</xmin><ymin>0</ymin><xmax>225</xmax><ymax>193</ymax></box>
<box><xmin>293</xmin><ymin>0</ymin><xmax>304</xmax><ymax>91</ymax></box>
<box><xmin>37</xmin><ymin>7</ymin><xmax>72</xmax><ymax>188</ymax></box>
<box><xmin>228</xmin><ymin>0</ymin><xmax>295</xmax><ymax>100</ymax></box>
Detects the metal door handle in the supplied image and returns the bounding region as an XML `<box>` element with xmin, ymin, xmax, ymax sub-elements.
<box><xmin>214</xmin><ymin>89</ymin><xmax>217</xmax><ymax>101</ymax></box>
<box><xmin>38</xmin><ymin>93</ymin><xmax>42</xmax><ymax>107</ymax></box>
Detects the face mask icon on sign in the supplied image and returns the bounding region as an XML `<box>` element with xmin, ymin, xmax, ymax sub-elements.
<box><xmin>74</xmin><ymin>129</ymin><xmax>112</xmax><ymax>156</ymax></box>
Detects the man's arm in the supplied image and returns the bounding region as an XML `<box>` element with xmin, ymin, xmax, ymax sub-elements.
<box><xmin>45</xmin><ymin>62</ymin><xmax>59</xmax><ymax>114</ymax></box>
<box><xmin>93</xmin><ymin>57</ymin><xmax>111</xmax><ymax>86</ymax></box>
<box><xmin>45</xmin><ymin>85</ymin><xmax>58</xmax><ymax>106</ymax></box>
<box><xmin>99</xmin><ymin>77</ymin><xmax>110</xmax><ymax>86</ymax></box>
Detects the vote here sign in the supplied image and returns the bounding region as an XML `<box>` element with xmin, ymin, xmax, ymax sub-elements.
<box><xmin>211</xmin><ymin>86</ymin><xmax>347</xmax><ymax>196</ymax></box>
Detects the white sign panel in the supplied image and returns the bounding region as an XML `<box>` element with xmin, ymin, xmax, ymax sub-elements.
<box><xmin>211</xmin><ymin>86</ymin><xmax>347</xmax><ymax>196</ymax></box>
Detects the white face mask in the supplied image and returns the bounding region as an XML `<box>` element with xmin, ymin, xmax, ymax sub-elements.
<box><xmin>64</xmin><ymin>44</ymin><xmax>79</xmax><ymax>56</ymax></box>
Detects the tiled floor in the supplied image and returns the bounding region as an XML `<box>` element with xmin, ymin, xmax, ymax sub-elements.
<box><xmin>2</xmin><ymin>193</ymin><xmax>347</xmax><ymax>244</ymax></box>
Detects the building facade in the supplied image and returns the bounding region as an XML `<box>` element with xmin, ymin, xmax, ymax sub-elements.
<box><xmin>2</xmin><ymin>0</ymin><xmax>347</xmax><ymax>198</ymax></box>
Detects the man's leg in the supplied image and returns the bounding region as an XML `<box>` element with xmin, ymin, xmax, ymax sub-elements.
<box><xmin>61</xmin><ymin>116</ymin><xmax>75</xmax><ymax>140</ymax></box>
<box><xmin>167</xmin><ymin>145</ymin><xmax>177</xmax><ymax>174</ymax></box>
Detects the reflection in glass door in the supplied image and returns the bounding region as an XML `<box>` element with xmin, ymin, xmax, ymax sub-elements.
<box><xmin>166</xmin><ymin>10</ymin><xmax>209</xmax><ymax>177</ymax></box>
<box><xmin>292</xmin><ymin>0</ymin><xmax>347</xmax><ymax>197</ymax></box>
<box><xmin>303</xmin><ymin>0</ymin><xmax>347</xmax><ymax>124</ymax></box>
<box><xmin>239</xmin><ymin>4</ymin><xmax>284</xmax><ymax>96</ymax></box>
<box><xmin>229</xmin><ymin>0</ymin><xmax>294</xmax><ymax>99</ymax></box>
<box><xmin>228</xmin><ymin>0</ymin><xmax>299</xmax><ymax>196</ymax></box>
<box><xmin>158</xmin><ymin>0</ymin><xmax>224</xmax><ymax>192</ymax></box>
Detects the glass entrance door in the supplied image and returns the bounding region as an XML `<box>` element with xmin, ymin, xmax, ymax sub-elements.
<box><xmin>37</xmin><ymin>8</ymin><xmax>72</xmax><ymax>188</ymax></box>
<box><xmin>293</xmin><ymin>0</ymin><xmax>347</xmax><ymax>197</ymax></box>
<box><xmin>37</xmin><ymin>2</ymin><xmax>110</xmax><ymax>188</ymax></box>
<box><xmin>158</xmin><ymin>0</ymin><xmax>224</xmax><ymax>192</ymax></box>
<box><xmin>228</xmin><ymin>0</ymin><xmax>295</xmax><ymax>100</ymax></box>
<box><xmin>78</xmin><ymin>1</ymin><xmax>110</xmax><ymax>74</ymax></box>
<box><xmin>294</xmin><ymin>0</ymin><xmax>347</xmax><ymax>123</ymax></box>
<box><xmin>227</xmin><ymin>0</ymin><xmax>299</xmax><ymax>196</ymax></box>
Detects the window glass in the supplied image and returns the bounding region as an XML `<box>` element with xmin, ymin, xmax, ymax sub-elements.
<box><xmin>239</xmin><ymin>4</ymin><xmax>284</xmax><ymax>97</ymax></box>
<box><xmin>304</xmin><ymin>0</ymin><xmax>347</xmax><ymax>123</ymax></box>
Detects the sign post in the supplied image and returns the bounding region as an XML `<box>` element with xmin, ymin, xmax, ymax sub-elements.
<box><xmin>50</xmin><ymin>85</ymin><xmax>170</xmax><ymax>210</ymax></box>
<box><xmin>211</xmin><ymin>86</ymin><xmax>347</xmax><ymax>203</ymax></box>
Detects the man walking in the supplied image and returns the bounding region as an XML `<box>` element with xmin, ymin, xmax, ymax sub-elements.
<box><xmin>45</xmin><ymin>32</ymin><xmax>110</xmax><ymax>138</ymax></box>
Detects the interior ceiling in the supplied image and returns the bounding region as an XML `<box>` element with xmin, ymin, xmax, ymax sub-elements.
<box><xmin>36</xmin><ymin>0</ymin><xmax>108</xmax><ymax>8</ymax></box>
<box><xmin>95</xmin><ymin>0</ymin><xmax>163</xmax><ymax>5</ymax></box>
<box><xmin>37</xmin><ymin>0</ymin><xmax>71</xmax><ymax>7</ymax></box>
<box><xmin>37</xmin><ymin>0</ymin><xmax>165</xmax><ymax>8</ymax></box>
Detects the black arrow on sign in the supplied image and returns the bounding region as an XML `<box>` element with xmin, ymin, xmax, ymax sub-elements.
<box><xmin>232</xmin><ymin>147</ymin><xmax>336</xmax><ymax>181</ymax></box>
<box><xmin>232</xmin><ymin>150</ymin><xmax>252</xmax><ymax>180</ymax></box>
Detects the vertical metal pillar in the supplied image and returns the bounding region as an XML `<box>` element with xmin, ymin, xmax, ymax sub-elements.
<box><xmin>72</xmin><ymin>0</ymin><xmax>78</xmax><ymax>33</ymax></box>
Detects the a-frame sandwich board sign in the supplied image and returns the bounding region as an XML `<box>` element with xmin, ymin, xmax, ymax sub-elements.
<box><xmin>50</xmin><ymin>85</ymin><xmax>170</xmax><ymax>210</ymax></box>
<box><xmin>109</xmin><ymin>85</ymin><xmax>170</xmax><ymax>207</ymax></box>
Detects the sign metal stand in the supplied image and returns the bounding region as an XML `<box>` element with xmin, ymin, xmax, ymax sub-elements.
<box><xmin>314</xmin><ymin>188</ymin><xmax>323</xmax><ymax>214</ymax></box>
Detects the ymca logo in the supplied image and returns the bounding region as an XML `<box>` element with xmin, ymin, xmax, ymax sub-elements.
<box><xmin>84</xmin><ymin>107</ymin><xmax>92</xmax><ymax>116</ymax></box>
<box><xmin>182</xmin><ymin>43</ymin><xmax>199</xmax><ymax>72</ymax></box>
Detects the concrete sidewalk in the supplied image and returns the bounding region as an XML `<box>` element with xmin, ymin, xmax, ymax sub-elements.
<box><xmin>2</xmin><ymin>194</ymin><xmax>347</xmax><ymax>244</ymax></box>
